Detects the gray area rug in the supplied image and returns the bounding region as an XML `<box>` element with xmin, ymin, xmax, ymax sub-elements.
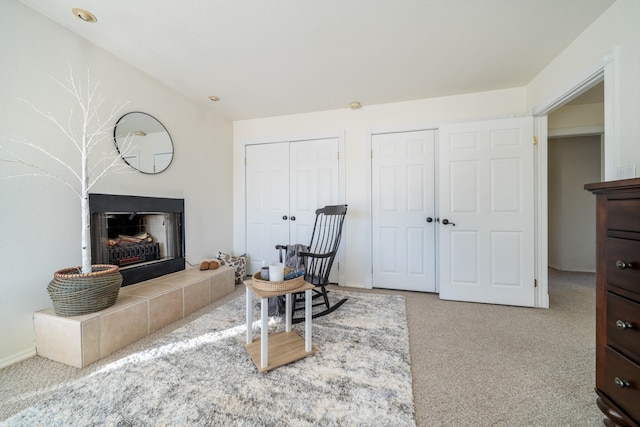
<box><xmin>2</xmin><ymin>291</ymin><xmax>415</xmax><ymax>426</ymax></box>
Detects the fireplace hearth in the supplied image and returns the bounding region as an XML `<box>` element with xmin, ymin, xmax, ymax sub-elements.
<box><xmin>90</xmin><ymin>193</ymin><xmax>185</xmax><ymax>286</ymax></box>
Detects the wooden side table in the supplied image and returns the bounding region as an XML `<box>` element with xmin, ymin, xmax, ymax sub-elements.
<box><xmin>244</xmin><ymin>280</ymin><xmax>315</xmax><ymax>372</ymax></box>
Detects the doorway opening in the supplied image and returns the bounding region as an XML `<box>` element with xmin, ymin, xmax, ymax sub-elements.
<box><xmin>533</xmin><ymin>50</ymin><xmax>616</xmax><ymax>307</ymax></box>
<box><xmin>547</xmin><ymin>83</ymin><xmax>604</xmax><ymax>275</ymax></box>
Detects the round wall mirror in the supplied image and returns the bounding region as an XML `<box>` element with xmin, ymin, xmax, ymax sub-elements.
<box><xmin>114</xmin><ymin>112</ymin><xmax>174</xmax><ymax>174</ymax></box>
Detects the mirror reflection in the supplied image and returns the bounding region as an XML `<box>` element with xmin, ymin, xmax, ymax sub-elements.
<box><xmin>114</xmin><ymin>112</ymin><xmax>174</xmax><ymax>174</ymax></box>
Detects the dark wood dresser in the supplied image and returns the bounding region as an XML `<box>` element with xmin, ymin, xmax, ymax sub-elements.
<box><xmin>586</xmin><ymin>178</ymin><xmax>640</xmax><ymax>427</ymax></box>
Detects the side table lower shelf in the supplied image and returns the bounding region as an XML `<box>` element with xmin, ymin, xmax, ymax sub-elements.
<box><xmin>244</xmin><ymin>330</ymin><xmax>316</xmax><ymax>373</ymax></box>
<box><xmin>244</xmin><ymin>280</ymin><xmax>315</xmax><ymax>373</ymax></box>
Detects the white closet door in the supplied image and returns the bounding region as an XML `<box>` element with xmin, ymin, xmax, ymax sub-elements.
<box><xmin>439</xmin><ymin>117</ymin><xmax>535</xmax><ymax>307</ymax></box>
<box><xmin>246</xmin><ymin>138</ymin><xmax>341</xmax><ymax>277</ymax></box>
<box><xmin>372</xmin><ymin>130</ymin><xmax>436</xmax><ymax>292</ymax></box>
<box><xmin>245</xmin><ymin>143</ymin><xmax>290</xmax><ymax>274</ymax></box>
<box><xmin>289</xmin><ymin>138</ymin><xmax>340</xmax><ymax>246</ymax></box>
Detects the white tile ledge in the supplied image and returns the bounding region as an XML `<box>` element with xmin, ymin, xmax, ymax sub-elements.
<box><xmin>33</xmin><ymin>266</ymin><xmax>235</xmax><ymax>368</ymax></box>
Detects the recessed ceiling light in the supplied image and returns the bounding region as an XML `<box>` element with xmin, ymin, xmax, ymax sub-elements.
<box><xmin>72</xmin><ymin>8</ymin><xmax>97</xmax><ymax>23</ymax></box>
<box><xmin>208</xmin><ymin>96</ymin><xmax>220</xmax><ymax>102</ymax></box>
<box><xmin>349</xmin><ymin>101</ymin><xmax>362</xmax><ymax>110</ymax></box>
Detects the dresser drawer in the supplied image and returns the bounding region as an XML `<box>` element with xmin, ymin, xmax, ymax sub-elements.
<box><xmin>602</xmin><ymin>347</ymin><xmax>640</xmax><ymax>421</ymax></box>
<box><xmin>607</xmin><ymin>293</ymin><xmax>640</xmax><ymax>359</ymax></box>
<box><xmin>608</xmin><ymin>199</ymin><xmax>640</xmax><ymax>233</ymax></box>
<box><xmin>606</xmin><ymin>237</ymin><xmax>640</xmax><ymax>294</ymax></box>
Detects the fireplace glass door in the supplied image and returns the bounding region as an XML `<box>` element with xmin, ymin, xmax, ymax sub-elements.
<box><xmin>92</xmin><ymin>212</ymin><xmax>182</xmax><ymax>268</ymax></box>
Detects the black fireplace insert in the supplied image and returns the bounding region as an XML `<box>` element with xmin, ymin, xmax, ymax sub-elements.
<box><xmin>90</xmin><ymin>193</ymin><xmax>185</xmax><ymax>286</ymax></box>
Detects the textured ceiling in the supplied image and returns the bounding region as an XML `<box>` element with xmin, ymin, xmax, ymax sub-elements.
<box><xmin>21</xmin><ymin>0</ymin><xmax>616</xmax><ymax>120</ymax></box>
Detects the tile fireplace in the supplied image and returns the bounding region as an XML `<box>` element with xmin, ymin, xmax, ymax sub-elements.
<box><xmin>90</xmin><ymin>193</ymin><xmax>185</xmax><ymax>286</ymax></box>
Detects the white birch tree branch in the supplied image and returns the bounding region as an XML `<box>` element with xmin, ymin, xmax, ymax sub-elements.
<box><xmin>1</xmin><ymin>137</ymin><xmax>81</xmax><ymax>182</ymax></box>
<box><xmin>0</xmin><ymin>157</ymin><xmax>81</xmax><ymax>197</ymax></box>
<box><xmin>1</xmin><ymin>67</ymin><xmax>131</xmax><ymax>273</ymax></box>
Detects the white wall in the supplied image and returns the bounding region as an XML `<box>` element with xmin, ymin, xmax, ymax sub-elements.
<box><xmin>233</xmin><ymin>88</ymin><xmax>527</xmax><ymax>288</ymax></box>
<box><xmin>0</xmin><ymin>1</ymin><xmax>233</xmax><ymax>367</ymax></box>
<box><xmin>548</xmin><ymin>135</ymin><xmax>601</xmax><ymax>272</ymax></box>
<box><xmin>527</xmin><ymin>0</ymin><xmax>640</xmax><ymax>175</ymax></box>
<box><xmin>548</xmin><ymin>103</ymin><xmax>605</xmax><ymax>134</ymax></box>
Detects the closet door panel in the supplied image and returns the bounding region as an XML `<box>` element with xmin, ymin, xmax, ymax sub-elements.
<box><xmin>439</xmin><ymin>117</ymin><xmax>535</xmax><ymax>307</ymax></box>
<box><xmin>371</xmin><ymin>130</ymin><xmax>436</xmax><ymax>292</ymax></box>
<box><xmin>290</xmin><ymin>138</ymin><xmax>340</xmax><ymax>246</ymax></box>
<box><xmin>246</xmin><ymin>143</ymin><xmax>290</xmax><ymax>273</ymax></box>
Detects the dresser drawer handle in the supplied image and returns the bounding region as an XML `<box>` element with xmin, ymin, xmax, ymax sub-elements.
<box><xmin>614</xmin><ymin>377</ymin><xmax>631</xmax><ymax>389</ymax></box>
<box><xmin>616</xmin><ymin>320</ymin><xmax>633</xmax><ymax>330</ymax></box>
<box><xmin>615</xmin><ymin>260</ymin><xmax>632</xmax><ymax>269</ymax></box>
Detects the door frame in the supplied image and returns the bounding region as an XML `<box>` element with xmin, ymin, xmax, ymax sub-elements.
<box><xmin>239</xmin><ymin>131</ymin><xmax>347</xmax><ymax>284</ymax></box>
<box><xmin>366</xmin><ymin>123</ymin><xmax>439</xmax><ymax>290</ymax></box>
<box><xmin>531</xmin><ymin>48</ymin><xmax>618</xmax><ymax>308</ymax></box>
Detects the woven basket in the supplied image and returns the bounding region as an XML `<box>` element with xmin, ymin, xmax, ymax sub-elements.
<box><xmin>252</xmin><ymin>271</ymin><xmax>304</xmax><ymax>292</ymax></box>
<box><xmin>47</xmin><ymin>264</ymin><xmax>123</xmax><ymax>317</ymax></box>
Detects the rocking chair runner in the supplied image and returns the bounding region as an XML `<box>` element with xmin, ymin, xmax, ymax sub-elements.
<box><xmin>276</xmin><ymin>204</ymin><xmax>348</xmax><ymax>323</ymax></box>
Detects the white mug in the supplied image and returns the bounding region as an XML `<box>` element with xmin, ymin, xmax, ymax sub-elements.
<box><xmin>269</xmin><ymin>263</ymin><xmax>284</xmax><ymax>282</ymax></box>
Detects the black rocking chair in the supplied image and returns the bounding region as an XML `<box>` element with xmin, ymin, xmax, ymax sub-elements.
<box><xmin>276</xmin><ymin>204</ymin><xmax>348</xmax><ymax>323</ymax></box>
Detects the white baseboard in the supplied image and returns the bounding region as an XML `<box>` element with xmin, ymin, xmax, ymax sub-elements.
<box><xmin>345</xmin><ymin>281</ymin><xmax>368</xmax><ymax>289</ymax></box>
<box><xmin>0</xmin><ymin>348</ymin><xmax>36</xmax><ymax>369</ymax></box>
<box><xmin>549</xmin><ymin>263</ymin><xmax>596</xmax><ymax>273</ymax></box>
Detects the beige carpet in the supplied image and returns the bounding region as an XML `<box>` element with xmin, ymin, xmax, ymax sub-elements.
<box><xmin>0</xmin><ymin>268</ymin><xmax>602</xmax><ymax>426</ymax></box>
